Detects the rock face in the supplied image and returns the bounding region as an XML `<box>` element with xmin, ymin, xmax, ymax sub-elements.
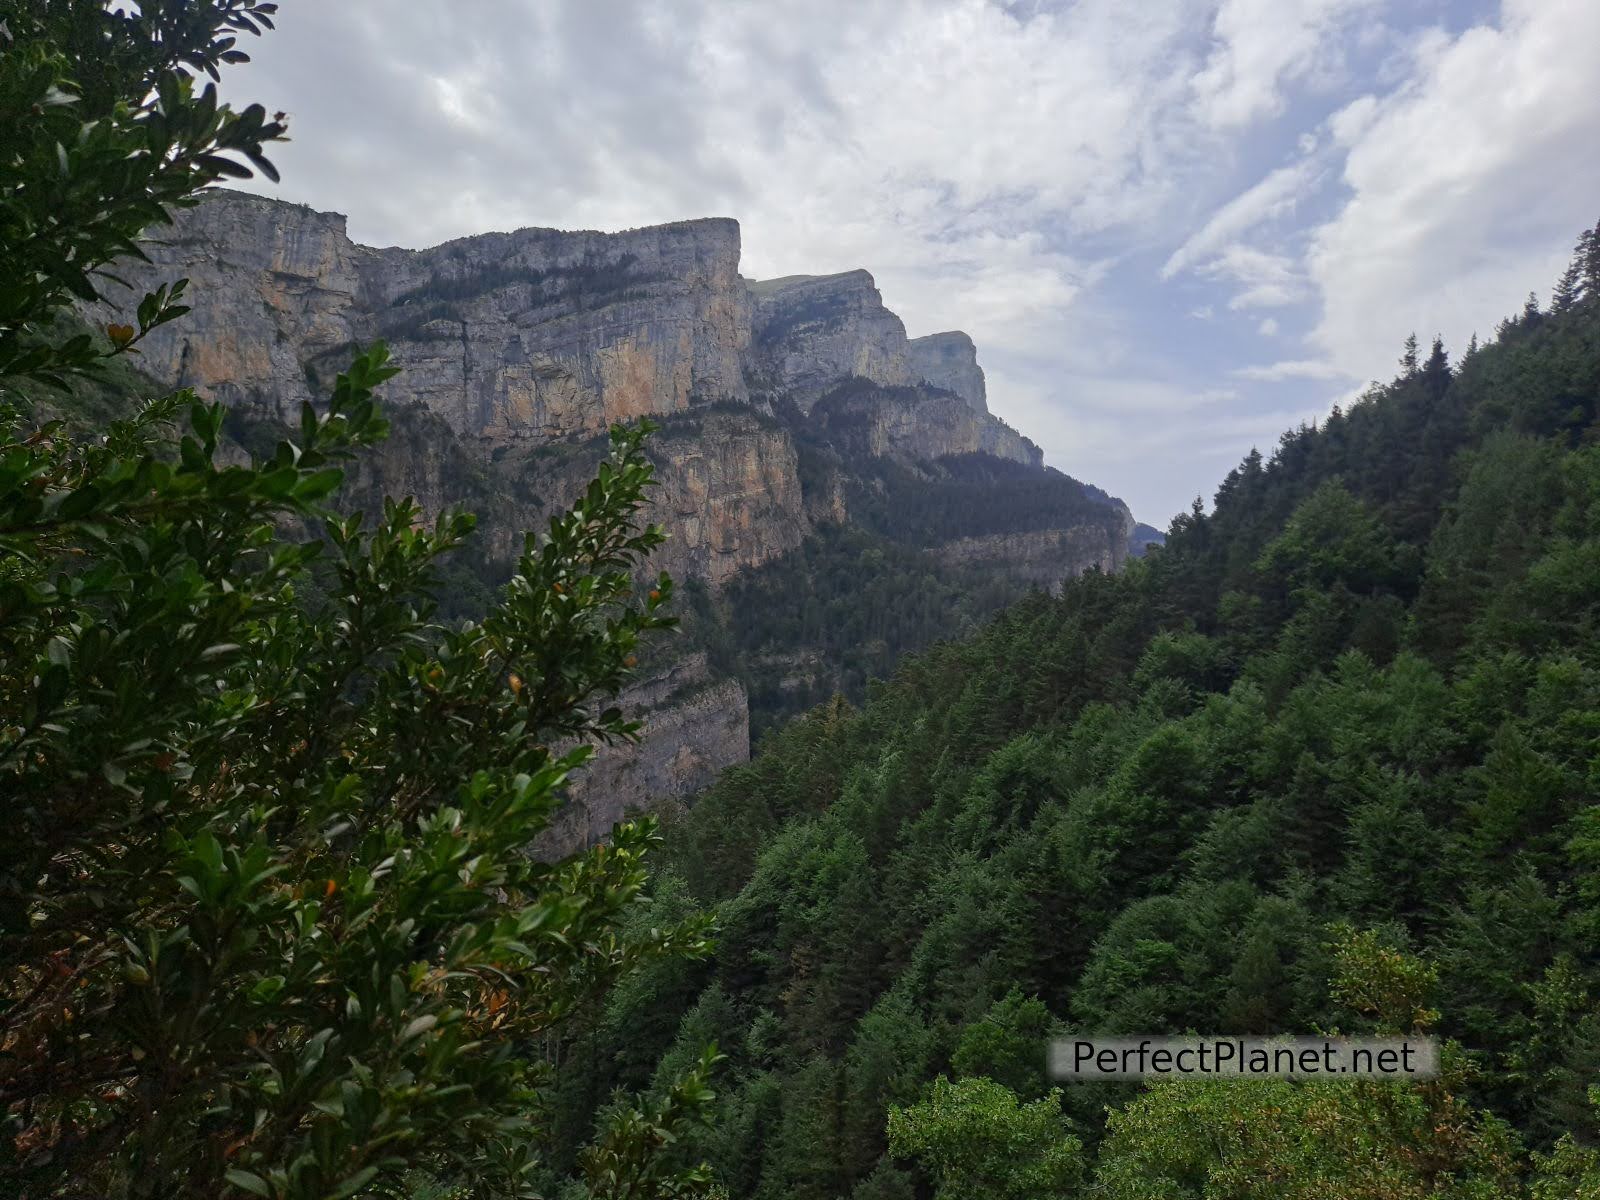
<box><xmin>536</xmin><ymin>654</ymin><xmax>749</xmax><ymax>858</ymax></box>
<box><xmin>101</xmin><ymin>192</ymin><xmax>749</xmax><ymax>438</ymax></box>
<box><xmin>1129</xmin><ymin>522</ymin><xmax>1168</xmax><ymax>558</ymax></box>
<box><xmin>97</xmin><ymin>190</ymin><xmax>1146</xmax><ymax>852</ymax></box>
<box><xmin>747</xmin><ymin>271</ymin><xmax>916</xmax><ymax>408</ymax></box>
<box><xmin>936</xmin><ymin>518</ymin><xmax>1136</xmax><ymax>594</ymax></box>
<box><xmin>811</xmin><ymin>380</ymin><xmax>1041</xmax><ymax>468</ymax></box>
<box><xmin>477</xmin><ymin>408</ymin><xmax>806</xmax><ymax>588</ymax></box>
<box><xmin>909</xmin><ymin>331</ymin><xmax>987</xmax><ymax>413</ymax></box>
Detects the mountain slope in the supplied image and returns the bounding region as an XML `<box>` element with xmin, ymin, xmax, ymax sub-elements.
<box><xmin>539</xmin><ymin>226</ymin><xmax>1600</xmax><ymax>1196</ymax></box>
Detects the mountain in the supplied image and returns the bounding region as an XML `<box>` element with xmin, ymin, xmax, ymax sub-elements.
<box><xmin>536</xmin><ymin>224</ymin><xmax>1600</xmax><ymax>1196</ymax></box>
<box><xmin>1128</xmin><ymin>521</ymin><xmax>1166</xmax><ymax>557</ymax></box>
<box><xmin>92</xmin><ymin>190</ymin><xmax>1139</xmax><ymax>851</ymax></box>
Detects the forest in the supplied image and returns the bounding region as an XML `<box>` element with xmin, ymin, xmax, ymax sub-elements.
<box><xmin>535</xmin><ymin>223</ymin><xmax>1600</xmax><ymax>1198</ymax></box>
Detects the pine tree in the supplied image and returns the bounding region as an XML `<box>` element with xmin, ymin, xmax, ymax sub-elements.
<box><xmin>1421</xmin><ymin>335</ymin><xmax>1451</xmax><ymax>394</ymax></box>
<box><xmin>1579</xmin><ymin>222</ymin><xmax>1600</xmax><ymax>304</ymax></box>
<box><xmin>1400</xmin><ymin>333</ymin><xmax>1420</xmax><ymax>376</ymax></box>
<box><xmin>1552</xmin><ymin>259</ymin><xmax>1583</xmax><ymax>313</ymax></box>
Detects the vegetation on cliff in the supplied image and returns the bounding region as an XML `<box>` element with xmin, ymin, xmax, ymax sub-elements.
<box><xmin>672</xmin><ymin>395</ymin><xmax>1133</xmax><ymax>738</ymax></box>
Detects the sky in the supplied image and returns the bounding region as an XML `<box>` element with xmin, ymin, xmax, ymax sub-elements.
<box><xmin>219</xmin><ymin>0</ymin><xmax>1600</xmax><ymax>527</ymax></box>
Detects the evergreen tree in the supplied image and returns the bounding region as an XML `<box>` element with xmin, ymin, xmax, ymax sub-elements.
<box><xmin>1573</xmin><ymin>220</ymin><xmax>1600</xmax><ymax>306</ymax></box>
<box><xmin>1553</xmin><ymin>258</ymin><xmax>1584</xmax><ymax>313</ymax></box>
<box><xmin>1400</xmin><ymin>332</ymin><xmax>1420</xmax><ymax>375</ymax></box>
<box><xmin>1421</xmin><ymin>334</ymin><xmax>1452</xmax><ymax>394</ymax></box>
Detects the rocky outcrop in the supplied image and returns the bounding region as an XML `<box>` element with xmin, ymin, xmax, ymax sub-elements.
<box><xmin>935</xmin><ymin>514</ymin><xmax>1136</xmax><ymax>595</ymax></box>
<box><xmin>746</xmin><ymin>271</ymin><xmax>916</xmax><ymax>408</ymax></box>
<box><xmin>488</xmin><ymin>409</ymin><xmax>807</xmax><ymax>587</ymax></box>
<box><xmin>97</xmin><ymin>191</ymin><xmax>750</xmax><ymax>440</ymax></box>
<box><xmin>1129</xmin><ymin>522</ymin><xmax>1167</xmax><ymax>558</ymax></box>
<box><xmin>810</xmin><ymin>381</ymin><xmax>1042</xmax><ymax>468</ymax></box>
<box><xmin>534</xmin><ymin>654</ymin><xmax>748</xmax><ymax>858</ymax></box>
<box><xmin>909</xmin><ymin>331</ymin><xmax>987</xmax><ymax>413</ymax></box>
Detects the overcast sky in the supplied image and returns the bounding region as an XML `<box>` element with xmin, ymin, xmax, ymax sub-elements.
<box><xmin>220</xmin><ymin>0</ymin><xmax>1600</xmax><ymax>527</ymax></box>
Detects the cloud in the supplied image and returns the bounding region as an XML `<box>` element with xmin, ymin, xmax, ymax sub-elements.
<box><xmin>1233</xmin><ymin>359</ymin><xmax>1353</xmax><ymax>381</ymax></box>
<box><xmin>223</xmin><ymin>0</ymin><xmax>1209</xmax><ymax>356</ymax></box>
<box><xmin>203</xmin><ymin>1</ymin><xmax>1600</xmax><ymax>526</ymax></box>
<box><xmin>1162</xmin><ymin>159</ymin><xmax>1319</xmax><ymax>278</ymax></box>
<box><xmin>1307</xmin><ymin>0</ymin><xmax>1600</xmax><ymax>380</ymax></box>
<box><xmin>1206</xmin><ymin>245</ymin><xmax>1310</xmax><ymax>310</ymax></box>
<box><xmin>1190</xmin><ymin>0</ymin><xmax>1381</xmax><ymax>127</ymax></box>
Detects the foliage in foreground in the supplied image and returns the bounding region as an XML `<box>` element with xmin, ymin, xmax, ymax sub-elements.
<box><xmin>1</xmin><ymin>4</ymin><xmax>720</xmax><ymax>1198</ymax></box>
<box><xmin>0</xmin><ymin>353</ymin><xmax>721</xmax><ymax>1198</ymax></box>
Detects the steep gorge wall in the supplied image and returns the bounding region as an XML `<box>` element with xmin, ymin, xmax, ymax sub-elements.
<box><xmin>95</xmin><ymin>190</ymin><xmax>1140</xmax><ymax>852</ymax></box>
<box><xmin>810</xmin><ymin>380</ymin><xmax>1041</xmax><ymax>468</ymax></box>
<box><xmin>535</xmin><ymin>653</ymin><xmax>748</xmax><ymax>858</ymax></box>
<box><xmin>935</xmin><ymin>519</ymin><xmax>1135</xmax><ymax>593</ymax></box>
<box><xmin>101</xmin><ymin>192</ymin><xmax>751</xmax><ymax>439</ymax></box>
<box><xmin>746</xmin><ymin>270</ymin><xmax>916</xmax><ymax>407</ymax></box>
<box><xmin>908</xmin><ymin>331</ymin><xmax>987</xmax><ymax>413</ymax></box>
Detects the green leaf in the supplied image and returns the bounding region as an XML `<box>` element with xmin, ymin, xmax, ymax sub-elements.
<box><xmin>223</xmin><ymin>1169</ymin><xmax>273</xmax><ymax>1197</ymax></box>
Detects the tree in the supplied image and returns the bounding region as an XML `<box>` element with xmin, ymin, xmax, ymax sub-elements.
<box><xmin>1554</xmin><ymin>220</ymin><xmax>1597</xmax><ymax>313</ymax></box>
<box><xmin>1421</xmin><ymin>334</ymin><xmax>1452</xmax><ymax>394</ymax></box>
<box><xmin>1094</xmin><ymin>930</ymin><xmax>1524</xmax><ymax>1199</ymax></box>
<box><xmin>1581</xmin><ymin>222</ymin><xmax>1600</xmax><ymax>302</ymax></box>
<box><xmin>0</xmin><ymin>8</ymin><xmax>719</xmax><ymax>1199</ymax></box>
<box><xmin>886</xmin><ymin>1076</ymin><xmax>1082</xmax><ymax>1200</ymax></box>
<box><xmin>1400</xmin><ymin>332</ymin><xmax>1420</xmax><ymax>376</ymax></box>
<box><xmin>1553</xmin><ymin>259</ymin><xmax>1584</xmax><ymax>314</ymax></box>
<box><xmin>950</xmin><ymin>990</ymin><xmax>1059</xmax><ymax>1101</ymax></box>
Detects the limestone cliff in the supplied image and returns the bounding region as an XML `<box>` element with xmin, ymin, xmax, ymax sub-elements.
<box><xmin>809</xmin><ymin>379</ymin><xmax>1041</xmax><ymax>468</ymax></box>
<box><xmin>908</xmin><ymin>331</ymin><xmax>987</xmax><ymax>413</ymax></box>
<box><xmin>746</xmin><ymin>271</ymin><xmax>916</xmax><ymax>408</ymax></box>
<box><xmin>94</xmin><ymin>189</ymin><xmax>1148</xmax><ymax>851</ymax></box>
<box><xmin>98</xmin><ymin>191</ymin><xmax>750</xmax><ymax>439</ymax></box>
<box><xmin>535</xmin><ymin>653</ymin><xmax>748</xmax><ymax>858</ymax></box>
<box><xmin>488</xmin><ymin>408</ymin><xmax>806</xmax><ymax>587</ymax></box>
<box><xmin>935</xmin><ymin>517</ymin><xmax>1136</xmax><ymax>595</ymax></box>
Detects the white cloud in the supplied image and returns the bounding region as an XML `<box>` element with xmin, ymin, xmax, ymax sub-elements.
<box><xmin>1233</xmin><ymin>359</ymin><xmax>1354</xmax><ymax>381</ymax></box>
<box><xmin>1206</xmin><ymin>245</ymin><xmax>1310</xmax><ymax>310</ymax></box>
<box><xmin>1258</xmin><ymin>317</ymin><xmax>1279</xmax><ymax>336</ymax></box>
<box><xmin>1308</xmin><ymin>0</ymin><xmax>1600</xmax><ymax>381</ymax></box>
<box><xmin>1326</xmin><ymin>93</ymin><xmax>1379</xmax><ymax>146</ymax></box>
<box><xmin>1162</xmin><ymin>159</ymin><xmax>1319</xmax><ymax>278</ymax></box>
<box><xmin>223</xmin><ymin>0</ymin><xmax>1209</xmax><ymax>380</ymax></box>
<box><xmin>1190</xmin><ymin>0</ymin><xmax>1380</xmax><ymax>127</ymax></box>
